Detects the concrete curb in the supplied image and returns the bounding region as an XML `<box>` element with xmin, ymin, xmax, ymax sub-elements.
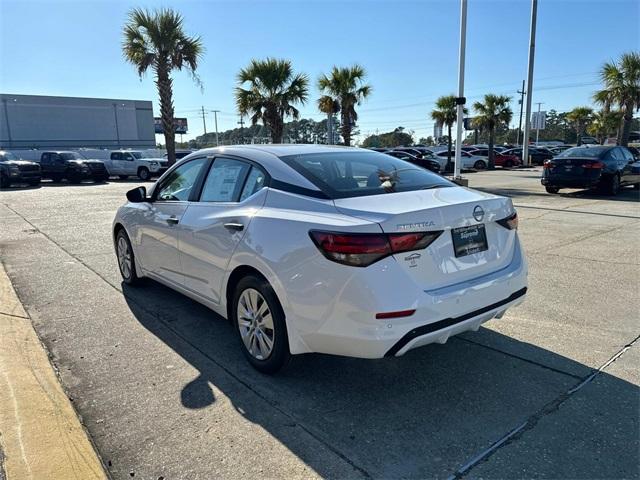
<box><xmin>0</xmin><ymin>262</ymin><xmax>107</xmax><ymax>480</ymax></box>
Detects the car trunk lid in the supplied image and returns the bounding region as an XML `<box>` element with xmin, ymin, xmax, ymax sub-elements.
<box><xmin>333</xmin><ymin>186</ymin><xmax>517</xmax><ymax>290</ymax></box>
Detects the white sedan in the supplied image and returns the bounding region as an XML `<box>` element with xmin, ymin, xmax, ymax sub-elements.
<box><xmin>113</xmin><ymin>145</ymin><xmax>528</xmax><ymax>373</ymax></box>
<box><xmin>432</xmin><ymin>150</ymin><xmax>490</xmax><ymax>170</ymax></box>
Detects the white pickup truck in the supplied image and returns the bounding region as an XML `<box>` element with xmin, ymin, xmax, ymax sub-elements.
<box><xmin>93</xmin><ymin>150</ymin><xmax>164</xmax><ymax>180</ymax></box>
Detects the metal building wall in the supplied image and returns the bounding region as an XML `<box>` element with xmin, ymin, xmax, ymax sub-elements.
<box><xmin>0</xmin><ymin>94</ymin><xmax>155</xmax><ymax>149</ymax></box>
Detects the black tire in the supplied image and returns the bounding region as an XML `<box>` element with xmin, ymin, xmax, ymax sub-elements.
<box><xmin>474</xmin><ymin>160</ymin><xmax>487</xmax><ymax>170</ymax></box>
<box><xmin>605</xmin><ymin>174</ymin><xmax>620</xmax><ymax>196</ymax></box>
<box><xmin>115</xmin><ymin>229</ymin><xmax>141</xmax><ymax>286</ymax></box>
<box><xmin>232</xmin><ymin>275</ymin><xmax>290</xmax><ymax>374</ymax></box>
<box><xmin>28</xmin><ymin>179</ymin><xmax>40</xmax><ymax>187</ymax></box>
<box><xmin>69</xmin><ymin>173</ymin><xmax>83</xmax><ymax>184</ymax></box>
<box><xmin>545</xmin><ymin>186</ymin><xmax>560</xmax><ymax>194</ymax></box>
<box><xmin>504</xmin><ymin>160</ymin><xmax>513</xmax><ymax>169</ymax></box>
<box><xmin>634</xmin><ymin>183</ymin><xmax>639</xmax><ymax>190</ymax></box>
<box><xmin>94</xmin><ymin>175</ymin><xmax>108</xmax><ymax>184</ymax></box>
<box><xmin>50</xmin><ymin>174</ymin><xmax>62</xmax><ymax>183</ymax></box>
<box><xmin>119</xmin><ymin>175</ymin><xmax>129</xmax><ymax>180</ymax></box>
<box><xmin>0</xmin><ymin>174</ymin><xmax>10</xmax><ymax>188</ymax></box>
<box><xmin>137</xmin><ymin>167</ymin><xmax>150</xmax><ymax>181</ymax></box>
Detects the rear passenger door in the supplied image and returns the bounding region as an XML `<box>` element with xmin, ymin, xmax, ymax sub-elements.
<box><xmin>178</xmin><ymin>157</ymin><xmax>268</xmax><ymax>304</ymax></box>
<box><xmin>108</xmin><ymin>152</ymin><xmax>123</xmax><ymax>175</ymax></box>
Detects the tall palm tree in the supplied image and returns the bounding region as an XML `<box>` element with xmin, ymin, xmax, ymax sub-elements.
<box><xmin>472</xmin><ymin>94</ymin><xmax>512</xmax><ymax>170</ymax></box>
<box><xmin>235</xmin><ymin>58</ymin><xmax>309</xmax><ymax>144</ymax></box>
<box><xmin>566</xmin><ymin>107</ymin><xmax>594</xmax><ymax>145</ymax></box>
<box><xmin>122</xmin><ymin>8</ymin><xmax>203</xmax><ymax>166</ymax></box>
<box><xmin>588</xmin><ymin>110</ymin><xmax>623</xmax><ymax>144</ymax></box>
<box><xmin>594</xmin><ymin>52</ymin><xmax>640</xmax><ymax>146</ymax></box>
<box><xmin>317</xmin><ymin>95</ymin><xmax>340</xmax><ymax>144</ymax></box>
<box><xmin>430</xmin><ymin>95</ymin><xmax>467</xmax><ymax>172</ymax></box>
<box><xmin>317</xmin><ymin>65</ymin><xmax>372</xmax><ymax>146</ymax></box>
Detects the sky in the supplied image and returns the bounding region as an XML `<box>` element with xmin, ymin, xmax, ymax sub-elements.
<box><xmin>1</xmin><ymin>0</ymin><xmax>639</xmax><ymax>143</ymax></box>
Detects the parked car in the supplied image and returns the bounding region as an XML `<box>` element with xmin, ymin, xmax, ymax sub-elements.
<box><xmin>541</xmin><ymin>146</ymin><xmax>639</xmax><ymax>195</ymax></box>
<box><xmin>386</xmin><ymin>150</ymin><xmax>441</xmax><ymax>173</ymax></box>
<box><xmin>548</xmin><ymin>145</ymin><xmax>573</xmax><ymax>155</ymax></box>
<box><xmin>433</xmin><ymin>150</ymin><xmax>489</xmax><ymax>170</ymax></box>
<box><xmin>104</xmin><ymin>150</ymin><xmax>163</xmax><ymax>180</ymax></box>
<box><xmin>579</xmin><ymin>136</ymin><xmax>599</xmax><ymax>145</ymax></box>
<box><xmin>113</xmin><ymin>145</ymin><xmax>527</xmax><ymax>372</ymax></box>
<box><xmin>39</xmin><ymin>151</ymin><xmax>108</xmax><ymax>183</ymax></box>
<box><xmin>368</xmin><ymin>147</ymin><xmax>390</xmax><ymax>153</ymax></box>
<box><xmin>0</xmin><ymin>151</ymin><xmax>41</xmax><ymax>188</ymax></box>
<box><xmin>392</xmin><ymin>147</ymin><xmax>431</xmax><ymax>158</ymax></box>
<box><xmin>502</xmin><ymin>147</ymin><xmax>553</xmax><ymax>166</ymax></box>
<box><xmin>467</xmin><ymin>148</ymin><xmax>522</xmax><ymax>168</ymax></box>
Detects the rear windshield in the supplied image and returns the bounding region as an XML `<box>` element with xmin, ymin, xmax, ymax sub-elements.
<box><xmin>280</xmin><ymin>151</ymin><xmax>453</xmax><ymax>199</ymax></box>
<box><xmin>558</xmin><ymin>147</ymin><xmax>607</xmax><ymax>158</ymax></box>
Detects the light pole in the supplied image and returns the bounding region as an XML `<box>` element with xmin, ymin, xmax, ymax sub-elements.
<box><xmin>522</xmin><ymin>0</ymin><xmax>538</xmax><ymax>166</ymax></box>
<box><xmin>211</xmin><ymin>110</ymin><xmax>220</xmax><ymax>146</ymax></box>
<box><xmin>453</xmin><ymin>0</ymin><xmax>468</xmax><ymax>180</ymax></box>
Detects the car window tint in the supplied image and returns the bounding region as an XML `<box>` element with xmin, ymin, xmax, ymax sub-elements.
<box><xmin>239</xmin><ymin>167</ymin><xmax>266</xmax><ymax>201</ymax></box>
<box><xmin>200</xmin><ymin>158</ymin><xmax>251</xmax><ymax>202</ymax></box>
<box><xmin>156</xmin><ymin>158</ymin><xmax>207</xmax><ymax>201</ymax></box>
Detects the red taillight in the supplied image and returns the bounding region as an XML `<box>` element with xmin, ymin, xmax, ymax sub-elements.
<box><xmin>376</xmin><ymin>309</ymin><xmax>416</xmax><ymax>319</ymax></box>
<box><xmin>582</xmin><ymin>161</ymin><xmax>604</xmax><ymax>169</ymax></box>
<box><xmin>543</xmin><ymin>161</ymin><xmax>555</xmax><ymax>169</ymax></box>
<box><xmin>309</xmin><ymin>230</ymin><xmax>443</xmax><ymax>267</ymax></box>
<box><xmin>497</xmin><ymin>212</ymin><xmax>518</xmax><ymax>230</ymax></box>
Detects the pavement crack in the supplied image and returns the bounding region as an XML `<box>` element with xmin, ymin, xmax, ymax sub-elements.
<box><xmin>513</xmin><ymin>204</ymin><xmax>640</xmax><ymax>220</ymax></box>
<box><xmin>448</xmin><ymin>333</ymin><xmax>640</xmax><ymax>479</ymax></box>
<box><xmin>455</xmin><ymin>337</ymin><xmax>583</xmax><ymax>380</ymax></box>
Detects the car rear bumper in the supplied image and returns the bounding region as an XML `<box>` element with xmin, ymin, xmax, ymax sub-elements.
<box><xmin>541</xmin><ymin>174</ymin><xmax>601</xmax><ymax>188</ymax></box>
<box><xmin>293</xmin><ymin>238</ymin><xmax>528</xmax><ymax>358</ymax></box>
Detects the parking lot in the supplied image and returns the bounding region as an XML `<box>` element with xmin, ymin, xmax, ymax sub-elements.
<box><xmin>0</xmin><ymin>169</ymin><xmax>638</xmax><ymax>479</ymax></box>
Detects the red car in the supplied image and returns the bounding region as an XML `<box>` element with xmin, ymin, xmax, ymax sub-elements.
<box><xmin>468</xmin><ymin>148</ymin><xmax>522</xmax><ymax>168</ymax></box>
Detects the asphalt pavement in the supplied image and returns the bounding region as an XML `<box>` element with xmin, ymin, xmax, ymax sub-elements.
<box><xmin>0</xmin><ymin>169</ymin><xmax>638</xmax><ymax>479</ymax></box>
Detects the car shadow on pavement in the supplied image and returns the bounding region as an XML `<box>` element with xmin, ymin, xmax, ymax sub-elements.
<box><xmin>121</xmin><ymin>281</ymin><xmax>639</xmax><ymax>478</ymax></box>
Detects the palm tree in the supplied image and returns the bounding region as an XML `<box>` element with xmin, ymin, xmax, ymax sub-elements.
<box><xmin>235</xmin><ymin>58</ymin><xmax>309</xmax><ymax>144</ymax></box>
<box><xmin>593</xmin><ymin>52</ymin><xmax>640</xmax><ymax>146</ymax></box>
<box><xmin>588</xmin><ymin>110</ymin><xmax>623</xmax><ymax>144</ymax></box>
<box><xmin>431</xmin><ymin>95</ymin><xmax>467</xmax><ymax>172</ymax></box>
<box><xmin>122</xmin><ymin>8</ymin><xmax>203</xmax><ymax>166</ymax></box>
<box><xmin>566</xmin><ymin>107</ymin><xmax>594</xmax><ymax>145</ymax></box>
<box><xmin>317</xmin><ymin>95</ymin><xmax>340</xmax><ymax>145</ymax></box>
<box><xmin>472</xmin><ymin>94</ymin><xmax>512</xmax><ymax>170</ymax></box>
<box><xmin>317</xmin><ymin>65</ymin><xmax>372</xmax><ymax>146</ymax></box>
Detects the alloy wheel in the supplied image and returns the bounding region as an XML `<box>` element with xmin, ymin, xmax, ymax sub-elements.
<box><xmin>237</xmin><ymin>288</ymin><xmax>274</xmax><ymax>360</ymax></box>
<box><xmin>117</xmin><ymin>236</ymin><xmax>132</xmax><ymax>280</ymax></box>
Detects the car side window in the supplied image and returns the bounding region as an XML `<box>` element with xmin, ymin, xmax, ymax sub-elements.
<box><xmin>155</xmin><ymin>158</ymin><xmax>207</xmax><ymax>202</ymax></box>
<box><xmin>111</xmin><ymin>152</ymin><xmax>122</xmax><ymax>160</ymax></box>
<box><xmin>200</xmin><ymin>158</ymin><xmax>251</xmax><ymax>202</ymax></box>
<box><xmin>239</xmin><ymin>166</ymin><xmax>267</xmax><ymax>201</ymax></box>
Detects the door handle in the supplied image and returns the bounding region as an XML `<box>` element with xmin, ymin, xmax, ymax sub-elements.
<box><xmin>224</xmin><ymin>222</ymin><xmax>244</xmax><ymax>231</ymax></box>
<box><xmin>166</xmin><ymin>216</ymin><xmax>179</xmax><ymax>225</ymax></box>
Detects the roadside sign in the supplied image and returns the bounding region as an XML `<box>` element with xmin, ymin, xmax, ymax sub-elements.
<box><xmin>531</xmin><ymin>111</ymin><xmax>546</xmax><ymax>130</ymax></box>
<box><xmin>154</xmin><ymin>117</ymin><xmax>189</xmax><ymax>134</ymax></box>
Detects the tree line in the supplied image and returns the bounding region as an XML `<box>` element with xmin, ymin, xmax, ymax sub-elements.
<box><xmin>121</xmin><ymin>7</ymin><xmax>639</xmax><ymax>167</ymax></box>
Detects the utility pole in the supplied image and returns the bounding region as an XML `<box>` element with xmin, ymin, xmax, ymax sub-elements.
<box><xmin>211</xmin><ymin>110</ymin><xmax>220</xmax><ymax>146</ymax></box>
<box><xmin>200</xmin><ymin>106</ymin><xmax>207</xmax><ymax>135</ymax></box>
<box><xmin>522</xmin><ymin>0</ymin><xmax>537</xmax><ymax>166</ymax></box>
<box><xmin>516</xmin><ymin>80</ymin><xmax>525</xmax><ymax>146</ymax></box>
<box><xmin>453</xmin><ymin>0</ymin><xmax>468</xmax><ymax>180</ymax></box>
<box><xmin>535</xmin><ymin>102</ymin><xmax>544</xmax><ymax>144</ymax></box>
<box><xmin>237</xmin><ymin>115</ymin><xmax>245</xmax><ymax>144</ymax></box>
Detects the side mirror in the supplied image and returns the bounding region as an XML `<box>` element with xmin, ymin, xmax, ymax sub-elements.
<box><xmin>126</xmin><ymin>186</ymin><xmax>148</xmax><ymax>203</ymax></box>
